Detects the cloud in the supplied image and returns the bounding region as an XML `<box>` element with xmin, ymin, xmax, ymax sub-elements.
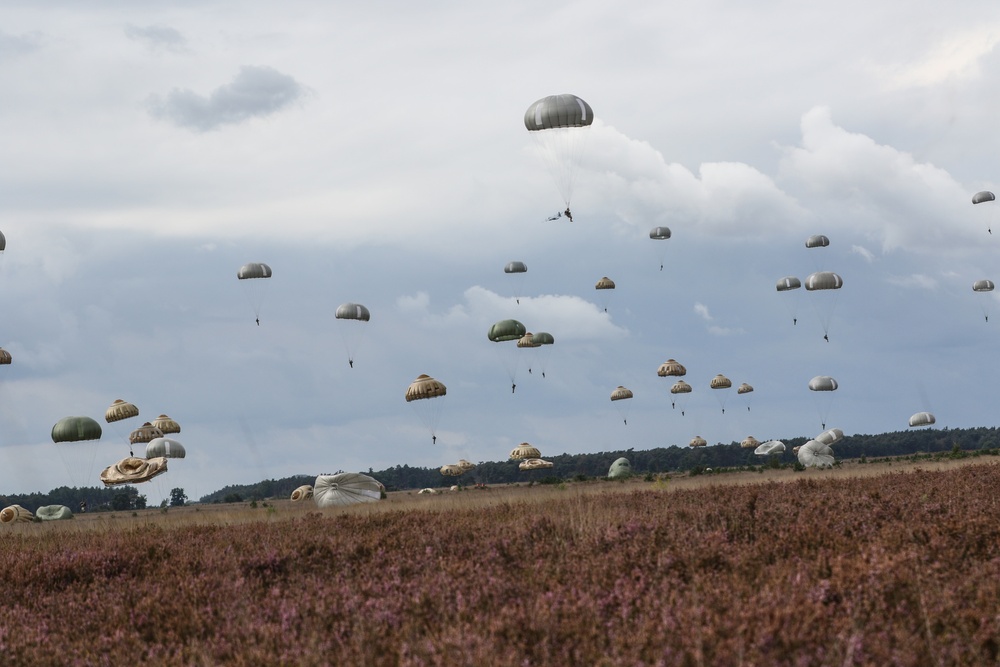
<box><xmin>852</xmin><ymin>245</ymin><xmax>875</xmax><ymax>263</ymax></box>
<box><xmin>146</xmin><ymin>65</ymin><xmax>309</xmax><ymax>131</ymax></box>
<box><xmin>694</xmin><ymin>303</ymin><xmax>712</xmax><ymax>321</ymax></box>
<box><xmin>886</xmin><ymin>273</ymin><xmax>937</xmax><ymax>290</ymax></box>
<box><xmin>124</xmin><ymin>24</ymin><xmax>188</xmax><ymax>52</ymax></box>
<box><xmin>0</xmin><ymin>30</ymin><xmax>42</xmax><ymax>60</ymax></box>
<box><xmin>870</xmin><ymin>27</ymin><xmax>1000</xmax><ymax>89</ymax></box>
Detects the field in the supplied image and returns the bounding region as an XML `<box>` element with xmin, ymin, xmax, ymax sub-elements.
<box><xmin>2</xmin><ymin>457</ymin><xmax>999</xmax><ymax>665</ymax></box>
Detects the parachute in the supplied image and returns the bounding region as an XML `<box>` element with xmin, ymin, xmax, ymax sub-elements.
<box><xmin>808</xmin><ymin>376</ymin><xmax>838</xmax><ymax>429</ymax></box>
<box><xmin>709</xmin><ymin>374</ymin><xmax>732</xmax><ymax>414</ymax></box>
<box><xmin>908</xmin><ymin>412</ymin><xmax>936</xmax><ymax>428</ymax></box>
<box><xmin>0</xmin><ymin>347</ymin><xmax>10</xmax><ymax>365</ymax></box>
<box><xmin>52</xmin><ymin>416</ymin><xmax>104</xmax><ymax>488</ymax></box>
<box><xmin>488</xmin><ymin>319</ymin><xmax>527</xmax><ymax>392</ymax></box>
<box><xmin>237</xmin><ymin>262</ymin><xmax>272</xmax><ymax>325</ymax></box>
<box><xmin>145</xmin><ymin>437</ymin><xmax>186</xmax><ymax>459</ymax></box>
<box><xmin>754</xmin><ymin>440</ymin><xmax>786</xmax><ymax>456</ymax></box>
<box><xmin>290</xmin><ymin>485</ymin><xmax>313</xmax><ymax>502</ymax></box>
<box><xmin>440</xmin><ymin>464</ymin><xmax>465</xmax><ymax>477</ymax></box>
<box><xmin>405</xmin><ymin>374</ymin><xmax>447</xmax><ymax>443</ymax></box>
<box><xmin>595</xmin><ymin>277</ymin><xmax>615</xmax><ymax>312</ymax></box>
<box><xmin>105</xmin><ymin>399</ymin><xmax>139</xmax><ymax>424</ymax></box>
<box><xmin>657</xmin><ymin>359</ymin><xmax>686</xmax><ymax>377</ymax></box>
<box><xmin>689</xmin><ymin>435</ymin><xmax>707</xmax><ymax>448</ymax></box>
<box><xmin>973</xmin><ymin>191</ymin><xmax>996</xmax><ymax>233</ymax></box>
<box><xmin>313</xmin><ymin>473</ymin><xmax>383</xmax><ymax>508</ymax></box>
<box><xmin>608</xmin><ymin>457</ymin><xmax>632</xmax><ymax>479</ymax></box>
<box><xmin>805</xmin><ymin>271</ymin><xmax>843</xmax><ymax>340</ymax></box>
<box><xmin>526</xmin><ymin>331</ymin><xmax>555</xmax><ymax>378</ymax></box>
<box><xmin>504</xmin><ymin>261</ymin><xmax>528</xmax><ymax>304</ymax></box>
<box><xmin>151</xmin><ymin>414</ymin><xmax>181</xmax><ymax>435</ymax></box>
<box><xmin>335</xmin><ymin>302</ymin><xmax>371</xmax><ymax>367</ymax></box>
<box><xmin>805</xmin><ymin>235</ymin><xmax>830</xmax><ymax>249</ymax></box>
<box><xmin>797</xmin><ymin>439</ymin><xmax>834</xmax><ymax>468</ymax></box>
<box><xmin>610</xmin><ymin>386</ymin><xmax>634</xmax><ymax>425</ymax></box>
<box><xmin>524</xmin><ymin>94</ymin><xmax>594</xmax><ymax>211</ymax></box>
<box><xmin>509</xmin><ymin>442</ymin><xmax>542</xmax><ymax>460</ymax></box>
<box><xmin>649</xmin><ymin>226</ymin><xmax>672</xmax><ymax>270</ymax></box>
<box><xmin>35</xmin><ymin>505</ymin><xmax>73</xmax><ymax>521</ymax></box>
<box><xmin>737</xmin><ymin>382</ymin><xmax>754</xmax><ymax>412</ymax></box>
<box><xmin>669</xmin><ymin>380</ymin><xmax>692</xmax><ymax>415</ymax></box>
<box><xmin>740</xmin><ymin>435</ymin><xmax>760</xmax><ymax>450</ymax></box>
<box><xmin>519</xmin><ymin>458</ymin><xmax>553</xmax><ymax>471</ymax></box>
<box><xmin>776</xmin><ymin>276</ymin><xmax>802</xmax><ymax>325</ymax></box>
<box><xmin>100</xmin><ymin>456</ymin><xmax>168</xmax><ymax>486</ymax></box>
<box><xmin>130</xmin><ymin>422</ymin><xmax>164</xmax><ymax>446</ymax></box>
<box><xmin>0</xmin><ymin>505</ymin><xmax>33</xmax><ymax>524</ymax></box>
<box><xmin>973</xmin><ymin>279</ymin><xmax>995</xmax><ymax>322</ymax></box>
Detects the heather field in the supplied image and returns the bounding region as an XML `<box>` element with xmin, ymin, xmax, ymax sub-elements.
<box><xmin>2</xmin><ymin>459</ymin><xmax>1000</xmax><ymax>666</ymax></box>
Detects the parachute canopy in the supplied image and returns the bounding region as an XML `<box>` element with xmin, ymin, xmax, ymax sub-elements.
<box><xmin>530</xmin><ymin>332</ymin><xmax>555</xmax><ymax>346</ymax></box>
<box><xmin>440</xmin><ymin>464</ymin><xmax>465</xmax><ymax>477</ymax></box>
<box><xmin>776</xmin><ymin>276</ymin><xmax>801</xmax><ymax>291</ymax></box>
<box><xmin>657</xmin><ymin>359</ymin><xmax>686</xmax><ymax>377</ymax></box>
<box><xmin>504</xmin><ymin>261</ymin><xmax>527</xmax><ymax>274</ymax></box>
<box><xmin>488</xmin><ymin>319</ymin><xmax>526</xmax><ymax>342</ymax></box>
<box><xmin>145</xmin><ymin>437</ymin><xmax>186</xmax><ymax>459</ymax></box>
<box><xmin>973</xmin><ymin>191</ymin><xmax>995</xmax><ymax>205</ymax></box>
<box><xmin>237</xmin><ymin>262</ymin><xmax>272</xmax><ymax>280</ymax></box>
<box><xmin>649</xmin><ymin>227</ymin><xmax>672</xmax><ymax>240</ymax></box>
<box><xmin>52</xmin><ymin>416</ymin><xmax>102</xmax><ymax>443</ymax></box>
<box><xmin>290</xmin><ymin>485</ymin><xmax>313</xmax><ymax>502</ymax></box>
<box><xmin>808</xmin><ymin>376</ymin><xmax>838</xmax><ymax>392</ymax></box>
<box><xmin>737</xmin><ymin>382</ymin><xmax>753</xmax><ymax>395</ymax></box>
<box><xmin>335</xmin><ymin>303</ymin><xmax>371</xmax><ymax>322</ymax></box>
<box><xmin>517</xmin><ymin>332</ymin><xmax>541</xmax><ymax>349</ymax></box>
<box><xmin>973</xmin><ymin>279</ymin><xmax>994</xmax><ymax>292</ymax></box>
<box><xmin>815</xmin><ymin>428</ymin><xmax>844</xmax><ymax>446</ymax></box>
<box><xmin>100</xmin><ymin>456</ymin><xmax>168</xmax><ymax>486</ymax></box>
<box><xmin>510</xmin><ymin>442</ymin><xmax>541</xmax><ymax>460</ymax></box>
<box><xmin>797</xmin><ymin>439</ymin><xmax>834</xmax><ymax>468</ymax></box>
<box><xmin>608</xmin><ymin>457</ymin><xmax>632</xmax><ymax>479</ymax></box>
<box><xmin>689</xmin><ymin>436</ymin><xmax>707</xmax><ymax>448</ymax></box>
<box><xmin>740</xmin><ymin>435</ymin><xmax>760</xmax><ymax>449</ymax></box>
<box><xmin>909</xmin><ymin>412</ymin><xmax>936</xmax><ymax>428</ymax></box>
<box><xmin>0</xmin><ymin>348</ymin><xmax>10</xmax><ymax>365</ymax></box>
<box><xmin>129</xmin><ymin>422</ymin><xmax>164</xmax><ymax>445</ymax></box>
<box><xmin>519</xmin><ymin>458</ymin><xmax>553</xmax><ymax>471</ymax></box>
<box><xmin>35</xmin><ymin>505</ymin><xmax>73</xmax><ymax>521</ymax></box>
<box><xmin>610</xmin><ymin>386</ymin><xmax>633</xmax><ymax>401</ymax></box>
<box><xmin>524</xmin><ymin>94</ymin><xmax>594</xmax><ymax>131</ymax></box>
<box><xmin>313</xmin><ymin>473</ymin><xmax>382</xmax><ymax>508</ymax></box>
<box><xmin>405</xmin><ymin>374</ymin><xmax>447</xmax><ymax>402</ymax></box>
<box><xmin>805</xmin><ymin>235</ymin><xmax>830</xmax><ymax>248</ymax></box>
<box><xmin>151</xmin><ymin>414</ymin><xmax>180</xmax><ymax>435</ymax></box>
<box><xmin>0</xmin><ymin>505</ymin><xmax>33</xmax><ymax>524</ymax></box>
<box><xmin>754</xmin><ymin>440</ymin><xmax>786</xmax><ymax>456</ymax></box>
<box><xmin>710</xmin><ymin>374</ymin><xmax>732</xmax><ymax>389</ymax></box>
<box><xmin>670</xmin><ymin>380</ymin><xmax>692</xmax><ymax>394</ymax></box>
<box><xmin>805</xmin><ymin>271</ymin><xmax>843</xmax><ymax>291</ymax></box>
<box><xmin>595</xmin><ymin>277</ymin><xmax>615</xmax><ymax>290</ymax></box>
<box><xmin>105</xmin><ymin>399</ymin><xmax>139</xmax><ymax>424</ymax></box>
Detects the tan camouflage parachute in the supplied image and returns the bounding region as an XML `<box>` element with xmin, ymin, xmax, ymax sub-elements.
<box><xmin>290</xmin><ymin>485</ymin><xmax>313</xmax><ymax>502</ymax></box>
<box><xmin>105</xmin><ymin>399</ymin><xmax>139</xmax><ymax>423</ymax></box>
<box><xmin>657</xmin><ymin>359</ymin><xmax>686</xmax><ymax>377</ymax></box>
<box><xmin>151</xmin><ymin>414</ymin><xmax>181</xmax><ymax>435</ymax></box>
<box><xmin>519</xmin><ymin>458</ymin><xmax>554</xmax><ymax>471</ymax></box>
<box><xmin>0</xmin><ymin>505</ymin><xmax>34</xmax><ymax>524</ymax></box>
<box><xmin>129</xmin><ymin>422</ymin><xmax>164</xmax><ymax>445</ymax></box>
<box><xmin>689</xmin><ymin>436</ymin><xmax>707</xmax><ymax>448</ymax></box>
<box><xmin>510</xmin><ymin>442</ymin><xmax>542</xmax><ymax>460</ymax></box>
<box><xmin>740</xmin><ymin>435</ymin><xmax>760</xmax><ymax>449</ymax></box>
<box><xmin>100</xmin><ymin>456</ymin><xmax>168</xmax><ymax>486</ymax></box>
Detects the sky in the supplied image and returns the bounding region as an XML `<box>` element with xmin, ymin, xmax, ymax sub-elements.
<box><xmin>2</xmin><ymin>1</ymin><xmax>1000</xmax><ymax>503</ymax></box>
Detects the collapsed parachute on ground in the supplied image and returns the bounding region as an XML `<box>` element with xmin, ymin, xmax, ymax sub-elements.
<box><xmin>145</xmin><ymin>437</ymin><xmax>186</xmax><ymax>459</ymax></box>
<box><xmin>290</xmin><ymin>485</ymin><xmax>313</xmax><ymax>501</ymax></box>
<box><xmin>519</xmin><ymin>458</ymin><xmax>554</xmax><ymax>471</ymax></box>
<box><xmin>909</xmin><ymin>412</ymin><xmax>936</xmax><ymax>428</ymax></box>
<box><xmin>36</xmin><ymin>505</ymin><xmax>73</xmax><ymax>521</ymax></box>
<box><xmin>524</xmin><ymin>94</ymin><xmax>594</xmax><ymax>210</ymax></box>
<box><xmin>510</xmin><ymin>442</ymin><xmax>541</xmax><ymax>460</ymax></box>
<box><xmin>100</xmin><ymin>456</ymin><xmax>168</xmax><ymax>486</ymax></box>
<box><xmin>754</xmin><ymin>441</ymin><xmax>786</xmax><ymax>456</ymax></box>
<box><xmin>313</xmin><ymin>473</ymin><xmax>383</xmax><ymax>508</ymax></box>
<box><xmin>0</xmin><ymin>505</ymin><xmax>33</xmax><ymax>524</ymax></box>
<box><xmin>608</xmin><ymin>457</ymin><xmax>632</xmax><ymax>479</ymax></box>
<box><xmin>797</xmin><ymin>439</ymin><xmax>835</xmax><ymax>468</ymax></box>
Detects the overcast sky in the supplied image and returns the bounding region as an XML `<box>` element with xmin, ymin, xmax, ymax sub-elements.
<box><xmin>2</xmin><ymin>1</ymin><xmax>1000</xmax><ymax>502</ymax></box>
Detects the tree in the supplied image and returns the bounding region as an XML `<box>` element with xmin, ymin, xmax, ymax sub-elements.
<box><xmin>169</xmin><ymin>488</ymin><xmax>187</xmax><ymax>507</ymax></box>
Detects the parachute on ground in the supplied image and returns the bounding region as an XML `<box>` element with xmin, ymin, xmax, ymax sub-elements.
<box><xmin>290</xmin><ymin>485</ymin><xmax>313</xmax><ymax>502</ymax></box>
<box><xmin>519</xmin><ymin>458</ymin><xmax>553</xmax><ymax>471</ymax></box>
<box><xmin>754</xmin><ymin>440</ymin><xmax>786</xmax><ymax>456</ymax></box>
<box><xmin>35</xmin><ymin>505</ymin><xmax>73</xmax><ymax>521</ymax></box>
<box><xmin>909</xmin><ymin>412</ymin><xmax>936</xmax><ymax>428</ymax></box>
<box><xmin>608</xmin><ymin>457</ymin><xmax>632</xmax><ymax>479</ymax></box>
<box><xmin>0</xmin><ymin>505</ymin><xmax>33</xmax><ymax>524</ymax></box>
<box><xmin>797</xmin><ymin>439</ymin><xmax>834</xmax><ymax>468</ymax></box>
<box><xmin>335</xmin><ymin>302</ymin><xmax>371</xmax><ymax>367</ymax></box>
<box><xmin>145</xmin><ymin>437</ymin><xmax>186</xmax><ymax>459</ymax></box>
<box><xmin>524</xmin><ymin>94</ymin><xmax>594</xmax><ymax>210</ymax></box>
<box><xmin>237</xmin><ymin>262</ymin><xmax>272</xmax><ymax>324</ymax></box>
<box><xmin>313</xmin><ymin>473</ymin><xmax>383</xmax><ymax>508</ymax></box>
<box><xmin>509</xmin><ymin>442</ymin><xmax>541</xmax><ymax>460</ymax></box>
